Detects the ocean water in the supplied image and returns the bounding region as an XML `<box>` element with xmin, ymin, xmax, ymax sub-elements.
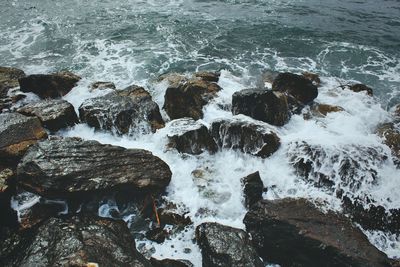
<box><xmin>2</xmin><ymin>0</ymin><xmax>400</xmax><ymax>265</ymax></box>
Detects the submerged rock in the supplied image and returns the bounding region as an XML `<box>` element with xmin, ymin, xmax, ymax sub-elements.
<box><xmin>210</xmin><ymin>118</ymin><xmax>281</xmax><ymax>158</ymax></box>
<box><xmin>0</xmin><ymin>67</ymin><xmax>26</xmax><ymax>98</ymax></box>
<box><xmin>0</xmin><ymin>168</ymin><xmax>18</xmax><ymax>229</ymax></box>
<box><xmin>17</xmin><ymin>99</ymin><xmax>78</xmax><ymax>131</ymax></box>
<box><xmin>19</xmin><ymin>71</ymin><xmax>81</xmax><ymax>99</ymax></box>
<box><xmin>232</xmin><ymin>89</ymin><xmax>289</xmax><ymax>126</ymax></box>
<box><xmin>244</xmin><ymin>198</ymin><xmax>391</xmax><ymax>267</ymax></box>
<box><xmin>194</xmin><ymin>71</ymin><xmax>220</xmax><ymax>83</ymax></box>
<box><xmin>79</xmin><ymin>85</ymin><xmax>164</xmax><ymax>135</ymax></box>
<box><xmin>17</xmin><ymin>138</ymin><xmax>172</xmax><ymax>199</ymax></box>
<box><xmin>241</xmin><ymin>171</ymin><xmax>264</xmax><ymax>208</ymax></box>
<box><xmin>347</xmin><ymin>83</ymin><xmax>373</xmax><ymax>96</ymax></box>
<box><xmin>302</xmin><ymin>71</ymin><xmax>321</xmax><ymax>87</ymax></box>
<box><xmin>89</xmin><ymin>81</ymin><xmax>116</xmax><ymax>91</ymax></box>
<box><xmin>376</xmin><ymin>123</ymin><xmax>400</xmax><ymax>164</ymax></box>
<box><xmin>167</xmin><ymin>118</ymin><xmax>217</xmax><ymax>155</ymax></box>
<box><xmin>196</xmin><ymin>222</ymin><xmax>263</xmax><ymax>267</ymax></box>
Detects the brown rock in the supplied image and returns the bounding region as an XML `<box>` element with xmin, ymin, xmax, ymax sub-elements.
<box><xmin>194</xmin><ymin>71</ymin><xmax>220</xmax><ymax>83</ymax></box>
<box><xmin>302</xmin><ymin>71</ymin><xmax>321</xmax><ymax>86</ymax></box>
<box><xmin>347</xmin><ymin>83</ymin><xmax>373</xmax><ymax>96</ymax></box>
<box><xmin>0</xmin><ymin>67</ymin><xmax>26</xmax><ymax>98</ymax></box>
<box><xmin>89</xmin><ymin>81</ymin><xmax>116</xmax><ymax>91</ymax></box>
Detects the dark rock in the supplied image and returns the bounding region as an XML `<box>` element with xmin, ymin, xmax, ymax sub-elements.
<box><xmin>17</xmin><ymin>138</ymin><xmax>172</xmax><ymax>199</ymax></box>
<box><xmin>0</xmin><ymin>67</ymin><xmax>26</xmax><ymax>99</ymax></box>
<box><xmin>163</xmin><ymin>78</ymin><xmax>222</xmax><ymax>120</ymax></box>
<box><xmin>394</xmin><ymin>104</ymin><xmax>400</xmax><ymax>118</ymax></box>
<box><xmin>167</xmin><ymin>118</ymin><xmax>217</xmax><ymax>155</ymax></box>
<box><xmin>146</xmin><ymin>227</ymin><xmax>169</xmax><ymax>243</ymax></box>
<box><xmin>17</xmin><ymin>99</ymin><xmax>78</xmax><ymax>131</ymax></box>
<box><xmin>0</xmin><ymin>113</ymin><xmax>47</xmax><ymax>164</ymax></box>
<box><xmin>196</xmin><ymin>222</ymin><xmax>263</xmax><ymax>267</ymax></box>
<box><xmin>241</xmin><ymin>171</ymin><xmax>264</xmax><ymax>208</ymax></box>
<box><xmin>244</xmin><ymin>198</ymin><xmax>391</xmax><ymax>267</ymax></box>
<box><xmin>79</xmin><ymin>85</ymin><xmax>164</xmax><ymax>135</ymax></box>
<box><xmin>232</xmin><ymin>89</ymin><xmax>289</xmax><ymax>126</ymax></box>
<box><xmin>90</xmin><ymin>81</ymin><xmax>116</xmax><ymax>91</ymax></box>
<box><xmin>150</xmin><ymin>258</ymin><xmax>193</xmax><ymax>267</ymax></box>
<box><xmin>194</xmin><ymin>71</ymin><xmax>220</xmax><ymax>83</ymax></box>
<box><xmin>0</xmin><ymin>168</ymin><xmax>18</xmax><ymax>229</ymax></box>
<box><xmin>376</xmin><ymin>123</ymin><xmax>400</xmax><ymax>164</ymax></box>
<box><xmin>309</xmin><ymin>103</ymin><xmax>344</xmax><ymax>117</ymax></box>
<box><xmin>347</xmin><ymin>83</ymin><xmax>373</xmax><ymax>96</ymax></box>
<box><xmin>262</xmin><ymin>70</ymin><xmax>280</xmax><ymax>85</ymax></box>
<box><xmin>19</xmin><ymin>71</ymin><xmax>81</xmax><ymax>99</ymax></box>
<box><xmin>210</xmin><ymin>118</ymin><xmax>281</xmax><ymax>158</ymax></box>
<box><xmin>2</xmin><ymin>216</ymin><xmax>152</xmax><ymax>267</ymax></box>
<box><xmin>158</xmin><ymin>209</ymin><xmax>192</xmax><ymax>227</ymax></box>
<box><xmin>302</xmin><ymin>71</ymin><xmax>321</xmax><ymax>87</ymax></box>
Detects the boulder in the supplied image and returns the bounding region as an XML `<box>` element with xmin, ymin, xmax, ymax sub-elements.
<box><xmin>167</xmin><ymin>118</ymin><xmax>217</xmax><ymax>155</ymax></box>
<box><xmin>150</xmin><ymin>258</ymin><xmax>193</xmax><ymax>267</ymax></box>
<box><xmin>231</xmin><ymin>89</ymin><xmax>289</xmax><ymax>126</ymax></box>
<box><xmin>244</xmin><ymin>198</ymin><xmax>391</xmax><ymax>267</ymax></box>
<box><xmin>310</xmin><ymin>103</ymin><xmax>344</xmax><ymax>117</ymax></box>
<box><xmin>196</xmin><ymin>222</ymin><xmax>263</xmax><ymax>267</ymax></box>
<box><xmin>17</xmin><ymin>138</ymin><xmax>172</xmax><ymax>199</ymax></box>
<box><xmin>17</xmin><ymin>99</ymin><xmax>78</xmax><ymax>131</ymax></box>
<box><xmin>241</xmin><ymin>171</ymin><xmax>264</xmax><ymax>208</ymax></box>
<box><xmin>79</xmin><ymin>85</ymin><xmax>164</xmax><ymax>135</ymax></box>
<box><xmin>19</xmin><ymin>71</ymin><xmax>81</xmax><ymax>99</ymax></box>
<box><xmin>376</xmin><ymin>123</ymin><xmax>400</xmax><ymax>163</ymax></box>
<box><xmin>89</xmin><ymin>81</ymin><xmax>116</xmax><ymax>91</ymax></box>
<box><xmin>347</xmin><ymin>83</ymin><xmax>373</xmax><ymax>96</ymax></box>
<box><xmin>194</xmin><ymin>71</ymin><xmax>220</xmax><ymax>83</ymax></box>
<box><xmin>210</xmin><ymin>118</ymin><xmax>281</xmax><ymax>158</ymax></box>
<box><xmin>0</xmin><ymin>67</ymin><xmax>26</xmax><ymax>98</ymax></box>
<box><xmin>0</xmin><ymin>168</ymin><xmax>18</xmax><ymax>228</ymax></box>
<box><xmin>302</xmin><ymin>71</ymin><xmax>321</xmax><ymax>86</ymax></box>
<box><xmin>0</xmin><ymin>113</ymin><xmax>47</xmax><ymax>164</ymax></box>
<box><xmin>163</xmin><ymin>78</ymin><xmax>221</xmax><ymax>120</ymax></box>
<box><xmin>1</xmin><ymin>216</ymin><xmax>152</xmax><ymax>267</ymax></box>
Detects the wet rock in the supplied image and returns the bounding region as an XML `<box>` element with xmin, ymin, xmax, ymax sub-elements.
<box><xmin>394</xmin><ymin>104</ymin><xmax>400</xmax><ymax>118</ymax></box>
<box><xmin>195</xmin><ymin>71</ymin><xmax>220</xmax><ymax>83</ymax></box>
<box><xmin>150</xmin><ymin>258</ymin><xmax>193</xmax><ymax>267</ymax></box>
<box><xmin>167</xmin><ymin>118</ymin><xmax>217</xmax><ymax>155</ymax></box>
<box><xmin>79</xmin><ymin>85</ymin><xmax>164</xmax><ymax>135</ymax></box>
<box><xmin>89</xmin><ymin>81</ymin><xmax>116</xmax><ymax>91</ymax></box>
<box><xmin>17</xmin><ymin>99</ymin><xmax>78</xmax><ymax>131</ymax></box>
<box><xmin>241</xmin><ymin>171</ymin><xmax>264</xmax><ymax>208</ymax></box>
<box><xmin>17</xmin><ymin>138</ymin><xmax>172</xmax><ymax>199</ymax></box>
<box><xmin>0</xmin><ymin>168</ymin><xmax>18</xmax><ymax>229</ymax></box>
<box><xmin>376</xmin><ymin>123</ymin><xmax>400</xmax><ymax>163</ymax></box>
<box><xmin>232</xmin><ymin>89</ymin><xmax>289</xmax><ymax>126</ymax></box>
<box><xmin>262</xmin><ymin>70</ymin><xmax>280</xmax><ymax>85</ymax></box>
<box><xmin>163</xmin><ymin>78</ymin><xmax>222</xmax><ymax>120</ymax></box>
<box><xmin>2</xmin><ymin>216</ymin><xmax>152</xmax><ymax>267</ymax></box>
<box><xmin>0</xmin><ymin>113</ymin><xmax>47</xmax><ymax>164</ymax></box>
<box><xmin>210</xmin><ymin>118</ymin><xmax>281</xmax><ymax>158</ymax></box>
<box><xmin>0</xmin><ymin>67</ymin><xmax>26</xmax><ymax>98</ymax></box>
<box><xmin>244</xmin><ymin>198</ymin><xmax>391</xmax><ymax>267</ymax></box>
<box><xmin>146</xmin><ymin>227</ymin><xmax>169</xmax><ymax>243</ymax></box>
<box><xmin>302</xmin><ymin>71</ymin><xmax>321</xmax><ymax>86</ymax></box>
<box><xmin>310</xmin><ymin>103</ymin><xmax>344</xmax><ymax>117</ymax></box>
<box><xmin>19</xmin><ymin>71</ymin><xmax>81</xmax><ymax>99</ymax></box>
<box><xmin>347</xmin><ymin>83</ymin><xmax>373</xmax><ymax>96</ymax></box>
<box><xmin>196</xmin><ymin>222</ymin><xmax>263</xmax><ymax>267</ymax></box>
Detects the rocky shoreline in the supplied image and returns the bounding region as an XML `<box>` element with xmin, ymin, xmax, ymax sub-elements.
<box><xmin>1</xmin><ymin>66</ymin><xmax>399</xmax><ymax>266</ymax></box>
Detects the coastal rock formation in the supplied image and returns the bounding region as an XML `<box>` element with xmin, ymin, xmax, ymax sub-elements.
<box><xmin>310</xmin><ymin>103</ymin><xmax>344</xmax><ymax>117</ymax></box>
<box><xmin>241</xmin><ymin>171</ymin><xmax>264</xmax><ymax>208</ymax></box>
<box><xmin>17</xmin><ymin>138</ymin><xmax>172</xmax><ymax>199</ymax></box>
<box><xmin>244</xmin><ymin>198</ymin><xmax>391</xmax><ymax>267</ymax></box>
<box><xmin>347</xmin><ymin>83</ymin><xmax>373</xmax><ymax>96</ymax></box>
<box><xmin>79</xmin><ymin>85</ymin><xmax>164</xmax><ymax>135</ymax></box>
<box><xmin>0</xmin><ymin>168</ymin><xmax>17</xmax><ymax>228</ymax></box>
<box><xmin>196</xmin><ymin>222</ymin><xmax>263</xmax><ymax>267</ymax></box>
<box><xmin>232</xmin><ymin>89</ymin><xmax>289</xmax><ymax>126</ymax></box>
<box><xmin>150</xmin><ymin>258</ymin><xmax>193</xmax><ymax>267</ymax></box>
<box><xmin>89</xmin><ymin>81</ymin><xmax>116</xmax><ymax>91</ymax></box>
<box><xmin>376</xmin><ymin>122</ymin><xmax>400</xmax><ymax>164</ymax></box>
<box><xmin>194</xmin><ymin>71</ymin><xmax>220</xmax><ymax>83</ymax></box>
<box><xmin>19</xmin><ymin>71</ymin><xmax>81</xmax><ymax>98</ymax></box>
<box><xmin>167</xmin><ymin>118</ymin><xmax>217</xmax><ymax>155</ymax></box>
<box><xmin>302</xmin><ymin>71</ymin><xmax>321</xmax><ymax>86</ymax></box>
<box><xmin>0</xmin><ymin>67</ymin><xmax>26</xmax><ymax>98</ymax></box>
<box><xmin>210</xmin><ymin>118</ymin><xmax>281</xmax><ymax>158</ymax></box>
<box><xmin>18</xmin><ymin>99</ymin><xmax>78</xmax><ymax>131</ymax></box>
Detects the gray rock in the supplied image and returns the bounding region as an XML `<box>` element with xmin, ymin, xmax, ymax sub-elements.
<box><xmin>376</xmin><ymin>122</ymin><xmax>400</xmax><ymax>165</ymax></box>
<box><xmin>194</xmin><ymin>71</ymin><xmax>220</xmax><ymax>83</ymax></box>
<box><xmin>150</xmin><ymin>258</ymin><xmax>194</xmax><ymax>267</ymax></box>
<box><xmin>196</xmin><ymin>222</ymin><xmax>263</xmax><ymax>267</ymax></box>
<box><xmin>0</xmin><ymin>67</ymin><xmax>26</xmax><ymax>98</ymax></box>
<box><xmin>241</xmin><ymin>171</ymin><xmax>264</xmax><ymax>208</ymax></box>
<box><xmin>89</xmin><ymin>81</ymin><xmax>116</xmax><ymax>91</ymax></box>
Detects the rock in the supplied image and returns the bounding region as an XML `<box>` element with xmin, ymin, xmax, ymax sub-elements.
<box><xmin>167</xmin><ymin>118</ymin><xmax>217</xmax><ymax>155</ymax></box>
<box><xmin>302</xmin><ymin>71</ymin><xmax>321</xmax><ymax>86</ymax></box>
<box><xmin>232</xmin><ymin>89</ymin><xmax>289</xmax><ymax>126</ymax></box>
<box><xmin>194</xmin><ymin>71</ymin><xmax>220</xmax><ymax>83</ymax></box>
<box><xmin>0</xmin><ymin>168</ymin><xmax>18</xmax><ymax>229</ymax></box>
<box><xmin>1</xmin><ymin>216</ymin><xmax>152</xmax><ymax>267</ymax></box>
<box><xmin>310</xmin><ymin>103</ymin><xmax>344</xmax><ymax>117</ymax></box>
<box><xmin>210</xmin><ymin>118</ymin><xmax>281</xmax><ymax>158</ymax></box>
<box><xmin>262</xmin><ymin>70</ymin><xmax>280</xmax><ymax>85</ymax></box>
<box><xmin>376</xmin><ymin>123</ymin><xmax>400</xmax><ymax>163</ymax></box>
<box><xmin>89</xmin><ymin>81</ymin><xmax>116</xmax><ymax>91</ymax></box>
<box><xmin>272</xmin><ymin>72</ymin><xmax>318</xmax><ymax>112</ymax></box>
<box><xmin>163</xmin><ymin>78</ymin><xmax>222</xmax><ymax>120</ymax></box>
<box><xmin>0</xmin><ymin>67</ymin><xmax>26</xmax><ymax>98</ymax></box>
<box><xmin>196</xmin><ymin>222</ymin><xmax>263</xmax><ymax>267</ymax></box>
<box><xmin>0</xmin><ymin>113</ymin><xmax>47</xmax><ymax>164</ymax></box>
<box><xmin>17</xmin><ymin>99</ymin><xmax>78</xmax><ymax>131</ymax></box>
<box><xmin>79</xmin><ymin>85</ymin><xmax>164</xmax><ymax>135</ymax></box>
<box><xmin>17</xmin><ymin>138</ymin><xmax>172</xmax><ymax>199</ymax></box>
<box><xmin>241</xmin><ymin>171</ymin><xmax>264</xmax><ymax>208</ymax></box>
<box><xmin>19</xmin><ymin>71</ymin><xmax>81</xmax><ymax>99</ymax></box>
<box><xmin>146</xmin><ymin>227</ymin><xmax>169</xmax><ymax>243</ymax></box>
<box><xmin>394</xmin><ymin>104</ymin><xmax>400</xmax><ymax>118</ymax></box>
<box><xmin>244</xmin><ymin>198</ymin><xmax>391</xmax><ymax>267</ymax></box>
<box><xmin>347</xmin><ymin>83</ymin><xmax>373</xmax><ymax>96</ymax></box>
<box><xmin>150</xmin><ymin>258</ymin><xmax>193</xmax><ymax>267</ymax></box>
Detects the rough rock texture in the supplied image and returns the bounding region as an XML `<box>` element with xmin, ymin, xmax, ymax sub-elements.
<box><xmin>163</xmin><ymin>78</ymin><xmax>221</xmax><ymax>120</ymax></box>
<box><xmin>79</xmin><ymin>85</ymin><xmax>164</xmax><ymax>135</ymax></box>
<box><xmin>0</xmin><ymin>67</ymin><xmax>26</xmax><ymax>98</ymax></box>
<box><xmin>241</xmin><ymin>171</ymin><xmax>264</xmax><ymax>208</ymax></box>
<box><xmin>0</xmin><ymin>113</ymin><xmax>47</xmax><ymax>164</ymax></box>
<box><xmin>196</xmin><ymin>222</ymin><xmax>263</xmax><ymax>267</ymax></box>
<box><xmin>89</xmin><ymin>81</ymin><xmax>116</xmax><ymax>91</ymax></box>
<box><xmin>17</xmin><ymin>138</ymin><xmax>172</xmax><ymax>198</ymax></box>
<box><xmin>0</xmin><ymin>168</ymin><xmax>18</xmax><ymax>228</ymax></box>
<box><xmin>150</xmin><ymin>258</ymin><xmax>193</xmax><ymax>267</ymax></box>
<box><xmin>310</xmin><ymin>103</ymin><xmax>344</xmax><ymax>117</ymax></box>
<box><xmin>347</xmin><ymin>83</ymin><xmax>373</xmax><ymax>96</ymax></box>
<box><xmin>194</xmin><ymin>71</ymin><xmax>220</xmax><ymax>83</ymax></box>
<box><xmin>19</xmin><ymin>71</ymin><xmax>81</xmax><ymax>99</ymax></box>
<box><xmin>244</xmin><ymin>198</ymin><xmax>391</xmax><ymax>267</ymax></box>
<box><xmin>262</xmin><ymin>70</ymin><xmax>280</xmax><ymax>85</ymax></box>
<box><xmin>167</xmin><ymin>118</ymin><xmax>217</xmax><ymax>155</ymax></box>
<box><xmin>376</xmin><ymin>123</ymin><xmax>400</xmax><ymax>164</ymax></box>
<box><xmin>232</xmin><ymin>89</ymin><xmax>289</xmax><ymax>126</ymax></box>
<box><xmin>302</xmin><ymin>71</ymin><xmax>321</xmax><ymax>86</ymax></box>
<box><xmin>1</xmin><ymin>216</ymin><xmax>152</xmax><ymax>267</ymax></box>
<box><xmin>210</xmin><ymin>118</ymin><xmax>281</xmax><ymax>158</ymax></box>
<box><xmin>17</xmin><ymin>99</ymin><xmax>78</xmax><ymax>131</ymax></box>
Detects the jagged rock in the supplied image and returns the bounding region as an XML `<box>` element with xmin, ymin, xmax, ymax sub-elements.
<box><xmin>376</xmin><ymin>123</ymin><xmax>400</xmax><ymax>163</ymax></box>
<box><xmin>310</xmin><ymin>103</ymin><xmax>344</xmax><ymax>117</ymax></box>
<box><xmin>1</xmin><ymin>216</ymin><xmax>152</xmax><ymax>267</ymax></box>
<box><xmin>163</xmin><ymin>78</ymin><xmax>221</xmax><ymax>120</ymax></box>
<box><xmin>241</xmin><ymin>171</ymin><xmax>264</xmax><ymax>208</ymax></box>
<box><xmin>194</xmin><ymin>71</ymin><xmax>220</xmax><ymax>83</ymax></box>
<box><xmin>167</xmin><ymin>118</ymin><xmax>217</xmax><ymax>155</ymax></box>
<box><xmin>17</xmin><ymin>99</ymin><xmax>78</xmax><ymax>131</ymax></box>
<box><xmin>232</xmin><ymin>89</ymin><xmax>289</xmax><ymax>126</ymax></box>
<box><xmin>79</xmin><ymin>85</ymin><xmax>164</xmax><ymax>135</ymax></box>
<box><xmin>0</xmin><ymin>113</ymin><xmax>47</xmax><ymax>164</ymax></box>
<box><xmin>302</xmin><ymin>71</ymin><xmax>321</xmax><ymax>86</ymax></box>
<box><xmin>244</xmin><ymin>198</ymin><xmax>391</xmax><ymax>267</ymax></box>
<box><xmin>347</xmin><ymin>83</ymin><xmax>373</xmax><ymax>96</ymax></box>
<box><xmin>146</xmin><ymin>227</ymin><xmax>169</xmax><ymax>243</ymax></box>
<box><xmin>17</xmin><ymin>138</ymin><xmax>172</xmax><ymax>199</ymax></box>
<box><xmin>150</xmin><ymin>258</ymin><xmax>193</xmax><ymax>267</ymax></box>
<box><xmin>89</xmin><ymin>81</ymin><xmax>116</xmax><ymax>91</ymax></box>
<box><xmin>0</xmin><ymin>168</ymin><xmax>18</xmax><ymax>229</ymax></box>
<box><xmin>196</xmin><ymin>222</ymin><xmax>263</xmax><ymax>267</ymax></box>
<box><xmin>0</xmin><ymin>67</ymin><xmax>26</xmax><ymax>98</ymax></box>
<box><xmin>394</xmin><ymin>104</ymin><xmax>400</xmax><ymax>118</ymax></box>
<box><xmin>19</xmin><ymin>71</ymin><xmax>81</xmax><ymax>99</ymax></box>
<box><xmin>210</xmin><ymin>118</ymin><xmax>281</xmax><ymax>158</ymax></box>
